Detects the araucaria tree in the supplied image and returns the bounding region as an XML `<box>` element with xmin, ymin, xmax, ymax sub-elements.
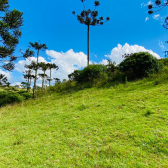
<box><xmin>46</xmin><ymin>63</ymin><xmax>59</xmax><ymax>86</ymax></box>
<box><xmin>38</xmin><ymin>62</ymin><xmax>48</xmax><ymax>90</ymax></box>
<box><xmin>25</xmin><ymin>61</ymin><xmax>39</xmax><ymax>97</ymax></box>
<box><xmin>72</xmin><ymin>0</ymin><xmax>110</xmax><ymax>66</ymax></box>
<box><xmin>29</xmin><ymin>42</ymin><xmax>48</xmax><ymax>99</ymax></box>
<box><xmin>148</xmin><ymin>0</ymin><xmax>168</xmax><ymax>29</ymax></box>
<box><xmin>23</xmin><ymin>69</ymin><xmax>34</xmax><ymax>92</ymax></box>
<box><xmin>0</xmin><ymin>0</ymin><xmax>23</xmax><ymax>70</ymax></box>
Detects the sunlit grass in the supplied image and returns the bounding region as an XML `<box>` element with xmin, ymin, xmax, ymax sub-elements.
<box><xmin>0</xmin><ymin>77</ymin><xmax>168</xmax><ymax>167</ymax></box>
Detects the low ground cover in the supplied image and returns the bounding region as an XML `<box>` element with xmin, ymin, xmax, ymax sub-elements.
<box><xmin>0</xmin><ymin>76</ymin><xmax>168</xmax><ymax>167</ymax></box>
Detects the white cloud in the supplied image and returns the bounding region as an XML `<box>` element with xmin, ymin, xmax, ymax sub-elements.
<box><xmin>105</xmin><ymin>43</ymin><xmax>161</xmax><ymax>65</ymax></box>
<box><xmin>153</xmin><ymin>14</ymin><xmax>160</xmax><ymax>20</ymax></box>
<box><xmin>14</xmin><ymin>49</ymin><xmax>88</xmax><ymax>84</ymax></box>
<box><xmin>145</xmin><ymin>17</ymin><xmax>149</xmax><ymax>22</ymax></box>
<box><xmin>46</xmin><ymin>49</ymin><xmax>88</xmax><ymax>80</ymax></box>
<box><xmin>15</xmin><ymin>56</ymin><xmax>47</xmax><ymax>73</ymax></box>
<box><xmin>11</xmin><ymin>82</ymin><xmax>22</xmax><ymax>86</ymax></box>
<box><xmin>99</xmin><ymin>59</ymin><xmax>108</xmax><ymax>65</ymax></box>
<box><xmin>13</xmin><ymin>45</ymin><xmax>161</xmax><ymax>85</ymax></box>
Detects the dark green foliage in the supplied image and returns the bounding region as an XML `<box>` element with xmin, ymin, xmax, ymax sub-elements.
<box><xmin>119</xmin><ymin>52</ymin><xmax>161</xmax><ymax>79</ymax></box>
<box><xmin>49</xmin><ymin>80</ymin><xmax>76</xmax><ymax>93</ymax></box>
<box><xmin>0</xmin><ymin>90</ymin><xmax>32</xmax><ymax>107</ymax></box>
<box><xmin>68</xmin><ymin>70</ymin><xmax>83</xmax><ymax>82</ymax></box>
<box><xmin>18</xmin><ymin>91</ymin><xmax>32</xmax><ymax>100</ymax></box>
<box><xmin>159</xmin><ymin>58</ymin><xmax>168</xmax><ymax>66</ymax></box>
<box><xmin>0</xmin><ymin>74</ymin><xmax>7</xmax><ymax>85</ymax></box>
<box><xmin>0</xmin><ymin>0</ymin><xmax>23</xmax><ymax>70</ymax></box>
<box><xmin>68</xmin><ymin>64</ymin><xmax>107</xmax><ymax>83</ymax></box>
<box><xmin>82</xmin><ymin>64</ymin><xmax>107</xmax><ymax>82</ymax></box>
<box><xmin>0</xmin><ymin>92</ymin><xmax>23</xmax><ymax>107</ymax></box>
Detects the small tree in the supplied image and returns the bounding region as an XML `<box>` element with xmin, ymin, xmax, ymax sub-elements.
<box><xmin>6</xmin><ymin>82</ymin><xmax>10</xmax><ymax>87</ymax></box>
<box><xmin>106</xmin><ymin>59</ymin><xmax>117</xmax><ymax>75</ymax></box>
<box><xmin>21</xmin><ymin>82</ymin><xmax>29</xmax><ymax>89</ymax></box>
<box><xmin>73</xmin><ymin>0</ymin><xmax>110</xmax><ymax>66</ymax></box>
<box><xmin>119</xmin><ymin>52</ymin><xmax>161</xmax><ymax>79</ymax></box>
<box><xmin>46</xmin><ymin>63</ymin><xmax>59</xmax><ymax>86</ymax></box>
<box><xmin>25</xmin><ymin>61</ymin><xmax>39</xmax><ymax>96</ymax></box>
<box><xmin>53</xmin><ymin>78</ymin><xmax>60</xmax><ymax>84</ymax></box>
<box><xmin>38</xmin><ymin>62</ymin><xmax>48</xmax><ymax>91</ymax></box>
<box><xmin>23</xmin><ymin>69</ymin><xmax>33</xmax><ymax>92</ymax></box>
<box><xmin>29</xmin><ymin>42</ymin><xmax>48</xmax><ymax>98</ymax></box>
<box><xmin>38</xmin><ymin>73</ymin><xmax>46</xmax><ymax>89</ymax></box>
<box><xmin>0</xmin><ymin>74</ymin><xmax>8</xmax><ymax>86</ymax></box>
<box><xmin>0</xmin><ymin>0</ymin><xmax>23</xmax><ymax>70</ymax></box>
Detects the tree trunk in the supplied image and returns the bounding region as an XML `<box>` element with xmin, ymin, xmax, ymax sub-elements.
<box><xmin>49</xmin><ymin>69</ymin><xmax>51</xmax><ymax>86</ymax></box>
<box><xmin>42</xmin><ymin>76</ymin><xmax>44</xmax><ymax>89</ymax></box>
<box><xmin>27</xmin><ymin>77</ymin><xmax>29</xmax><ymax>92</ymax></box>
<box><xmin>34</xmin><ymin>49</ymin><xmax>39</xmax><ymax>99</ymax></box>
<box><xmin>45</xmin><ymin>76</ymin><xmax>47</xmax><ymax>90</ymax></box>
<box><xmin>44</xmin><ymin>70</ymin><xmax>46</xmax><ymax>91</ymax></box>
<box><xmin>87</xmin><ymin>25</ymin><xmax>90</xmax><ymax>66</ymax></box>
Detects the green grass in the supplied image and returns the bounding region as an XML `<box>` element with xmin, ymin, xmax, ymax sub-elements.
<box><xmin>0</xmin><ymin>78</ymin><xmax>168</xmax><ymax>167</ymax></box>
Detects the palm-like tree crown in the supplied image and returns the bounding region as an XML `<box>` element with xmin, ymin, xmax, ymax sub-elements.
<box><xmin>29</xmin><ymin>42</ymin><xmax>48</xmax><ymax>51</ymax></box>
<box><xmin>73</xmin><ymin>0</ymin><xmax>110</xmax><ymax>26</ymax></box>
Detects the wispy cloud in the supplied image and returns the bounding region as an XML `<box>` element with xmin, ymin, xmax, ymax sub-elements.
<box><xmin>141</xmin><ymin>1</ymin><xmax>152</xmax><ymax>8</ymax></box>
<box><xmin>153</xmin><ymin>14</ymin><xmax>160</xmax><ymax>20</ymax></box>
<box><xmin>145</xmin><ymin>17</ymin><xmax>149</xmax><ymax>22</ymax></box>
<box><xmin>159</xmin><ymin>40</ymin><xmax>166</xmax><ymax>50</ymax></box>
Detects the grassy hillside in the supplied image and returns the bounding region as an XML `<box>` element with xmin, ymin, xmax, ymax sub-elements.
<box><xmin>0</xmin><ymin>77</ymin><xmax>168</xmax><ymax>167</ymax></box>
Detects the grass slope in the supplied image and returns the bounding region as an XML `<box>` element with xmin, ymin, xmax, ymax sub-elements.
<box><xmin>0</xmin><ymin>79</ymin><xmax>168</xmax><ymax>167</ymax></box>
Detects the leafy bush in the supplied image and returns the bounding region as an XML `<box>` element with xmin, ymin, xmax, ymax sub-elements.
<box><xmin>119</xmin><ymin>52</ymin><xmax>162</xmax><ymax>79</ymax></box>
<box><xmin>0</xmin><ymin>90</ymin><xmax>32</xmax><ymax>107</ymax></box>
<box><xmin>159</xmin><ymin>58</ymin><xmax>168</xmax><ymax>66</ymax></box>
<box><xmin>68</xmin><ymin>64</ymin><xmax>107</xmax><ymax>83</ymax></box>
<box><xmin>0</xmin><ymin>92</ymin><xmax>24</xmax><ymax>107</ymax></box>
<box><xmin>20</xmin><ymin>92</ymin><xmax>32</xmax><ymax>100</ymax></box>
<box><xmin>68</xmin><ymin>70</ymin><xmax>84</xmax><ymax>83</ymax></box>
<box><xmin>17</xmin><ymin>90</ymin><xmax>32</xmax><ymax>100</ymax></box>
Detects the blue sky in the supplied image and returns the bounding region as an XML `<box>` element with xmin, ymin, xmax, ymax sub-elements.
<box><xmin>1</xmin><ymin>0</ymin><xmax>168</xmax><ymax>86</ymax></box>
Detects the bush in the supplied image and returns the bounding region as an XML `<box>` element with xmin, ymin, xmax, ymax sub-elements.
<box><xmin>68</xmin><ymin>64</ymin><xmax>107</xmax><ymax>83</ymax></box>
<box><xmin>119</xmin><ymin>52</ymin><xmax>162</xmax><ymax>79</ymax></box>
<box><xmin>20</xmin><ymin>92</ymin><xmax>32</xmax><ymax>100</ymax></box>
<box><xmin>0</xmin><ymin>92</ymin><xmax>24</xmax><ymax>107</ymax></box>
<box><xmin>159</xmin><ymin>58</ymin><xmax>168</xmax><ymax>66</ymax></box>
<box><xmin>0</xmin><ymin>90</ymin><xmax>32</xmax><ymax>107</ymax></box>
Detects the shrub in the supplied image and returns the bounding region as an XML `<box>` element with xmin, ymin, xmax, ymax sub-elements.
<box><xmin>0</xmin><ymin>91</ymin><xmax>24</xmax><ymax>107</ymax></box>
<box><xmin>119</xmin><ymin>52</ymin><xmax>162</xmax><ymax>79</ymax></box>
<box><xmin>68</xmin><ymin>70</ymin><xmax>83</xmax><ymax>83</ymax></box>
<box><xmin>68</xmin><ymin>64</ymin><xmax>107</xmax><ymax>83</ymax></box>
<box><xmin>159</xmin><ymin>58</ymin><xmax>168</xmax><ymax>66</ymax></box>
<box><xmin>0</xmin><ymin>90</ymin><xmax>32</xmax><ymax>107</ymax></box>
<box><xmin>20</xmin><ymin>92</ymin><xmax>32</xmax><ymax>100</ymax></box>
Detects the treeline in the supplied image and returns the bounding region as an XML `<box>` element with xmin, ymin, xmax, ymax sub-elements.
<box><xmin>49</xmin><ymin>52</ymin><xmax>166</xmax><ymax>93</ymax></box>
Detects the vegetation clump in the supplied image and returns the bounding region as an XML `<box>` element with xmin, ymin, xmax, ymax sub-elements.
<box><xmin>119</xmin><ymin>52</ymin><xmax>162</xmax><ymax>79</ymax></box>
<box><xmin>68</xmin><ymin>64</ymin><xmax>107</xmax><ymax>83</ymax></box>
<box><xmin>0</xmin><ymin>90</ymin><xmax>32</xmax><ymax>107</ymax></box>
